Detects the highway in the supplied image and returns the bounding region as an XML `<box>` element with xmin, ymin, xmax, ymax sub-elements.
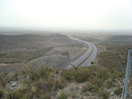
<box><xmin>67</xmin><ymin>36</ymin><xmax>97</xmax><ymax>68</ymax></box>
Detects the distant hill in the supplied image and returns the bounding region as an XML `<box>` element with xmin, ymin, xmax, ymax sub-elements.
<box><xmin>0</xmin><ymin>34</ymin><xmax>72</xmax><ymax>49</ymax></box>
<box><xmin>103</xmin><ymin>35</ymin><xmax>132</xmax><ymax>45</ymax></box>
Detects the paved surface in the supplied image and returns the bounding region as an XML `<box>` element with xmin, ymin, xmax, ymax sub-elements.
<box><xmin>67</xmin><ymin>36</ymin><xmax>97</xmax><ymax>68</ymax></box>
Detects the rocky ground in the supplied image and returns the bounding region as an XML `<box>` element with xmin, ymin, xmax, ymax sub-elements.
<box><xmin>28</xmin><ymin>43</ymin><xmax>88</xmax><ymax>68</ymax></box>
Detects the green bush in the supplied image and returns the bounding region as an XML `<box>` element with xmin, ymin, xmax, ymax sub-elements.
<box><xmin>62</xmin><ymin>66</ymin><xmax>110</xmax><ymax>84</ymax></box>
<box><xmin>62</xmin><ymin>69</ymin><xmax>73</xmax><ymax>82</ymax></box>
<box><xmin>39</xmin><ymin>92</ymin><xmax>50</xmax><ymax>99</ymax></box>
<box><xmin>54</xmin><ymin>77</ymin><xmax>66</xmax><ymax>90</ymax></box>
<box><xmin>82</xmin><ymin>83</ymin><xmax>99</xmax><ymax>93</ymax></box>
<box><xmin>30</xmin><ymin>66</ymin><xmax>53</xmax><ymax>81</ymax></box>
<box><xmin>99</xmin><ymin>90</ymin><xmax>110</xmax><ymax>99</ymax></box>
<box><xmin>22</xmin><ymin>92</ymin><xmax>33</xmax><ymax>99</ymax></box>
<box><xmin>91</xmin><ymin>61</ymin><xmax>94</xmax><ymax>64</ymax></box>
<box><xmin>0</xmin><ymin>75</ymin><xmax>6</xmax><ymax>86</ymax></box>
<box><xmin>58</xmin><ymin>92</ymin><xmax>67</xmax><ymax>99</ymax></box>
<box><xmin>74</xmin><ymin>67</ymin><xmax>90</xmax><ymax>83</ymax></box>
<box><xmin>7</xmin><ymin>91</ymin><xmax>23</xmax><ymax>99</ymax></box>
<box><xmin>114</xmin><ymin>87</ymin><xmax>122</xmax><ymax>95</ymax></box>
<box><xmin>39</xmin><ymin>66</ymin><xmax>53</xmax><ymax>79</ymax></box>
<box><xmin>0</xmin><ymin>85</ymin><xmax>4</xmax><ymax>98</ymax></box>
<box><xmin>107</xmin><ymin>78</ymin><xmax>113</xmax><ymax>88</ymax></box>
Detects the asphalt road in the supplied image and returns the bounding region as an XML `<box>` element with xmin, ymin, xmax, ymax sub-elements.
<box><xmin>67</xmin><ymin>36</ymin><xmax>97</xmax><ymax>68</ymax></box>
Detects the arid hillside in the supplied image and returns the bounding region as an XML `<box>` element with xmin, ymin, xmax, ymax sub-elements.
<box><xmin>0</xmin><ymin>34</ymin><xmax>88</xmax><ymax>73</ymax></box>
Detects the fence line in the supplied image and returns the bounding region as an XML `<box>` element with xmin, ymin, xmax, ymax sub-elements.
<box><xmin>121</xmin><ymin>50</ymin><xmax>131</xmax><ymax>99</ymax></box>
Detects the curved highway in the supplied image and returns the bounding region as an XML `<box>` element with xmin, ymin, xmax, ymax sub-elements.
<box><xmin>67</xmin><ymin>36</ymin><xmax>97</xmax><ymax>68</ymax></box>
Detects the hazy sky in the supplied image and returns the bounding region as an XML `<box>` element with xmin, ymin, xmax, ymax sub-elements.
<box><xmin>0</xmin><ymin>0</ymin><xmax>132</xmax><ymax>31</ymax></box>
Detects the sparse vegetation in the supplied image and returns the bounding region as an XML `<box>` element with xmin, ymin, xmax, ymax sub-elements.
<box><xmin>99</xmin><ymin>90</ymin><xmax>110</xmax><ymax>99</ymax></box>
<box><xmin>0</xmin><ymin>65</ymin><xmax>69</xmax><ymax>99</ymax></box>
<box><xmin>0</xmin><ymin>62</ymin><xmax>125</xmax><ymax>99</ymax></box>
<box><xmin>0</xmin><ymin>85</ymin><xmax>4</xmax><ymax>98</ymax></box>
<box><xmin>114</xmin><ymin>87</ymin><xmax>122</xmax><ymax>95</ymax></box>
<box><xmin>58</xmin><ymin>92</ymin><xmax>67</xmax><ymax>99</ymax></box>
<box><xmin>0</xmin><ymin>35</ymin><xmax>132</xmax><ymax>98</ymax></box>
